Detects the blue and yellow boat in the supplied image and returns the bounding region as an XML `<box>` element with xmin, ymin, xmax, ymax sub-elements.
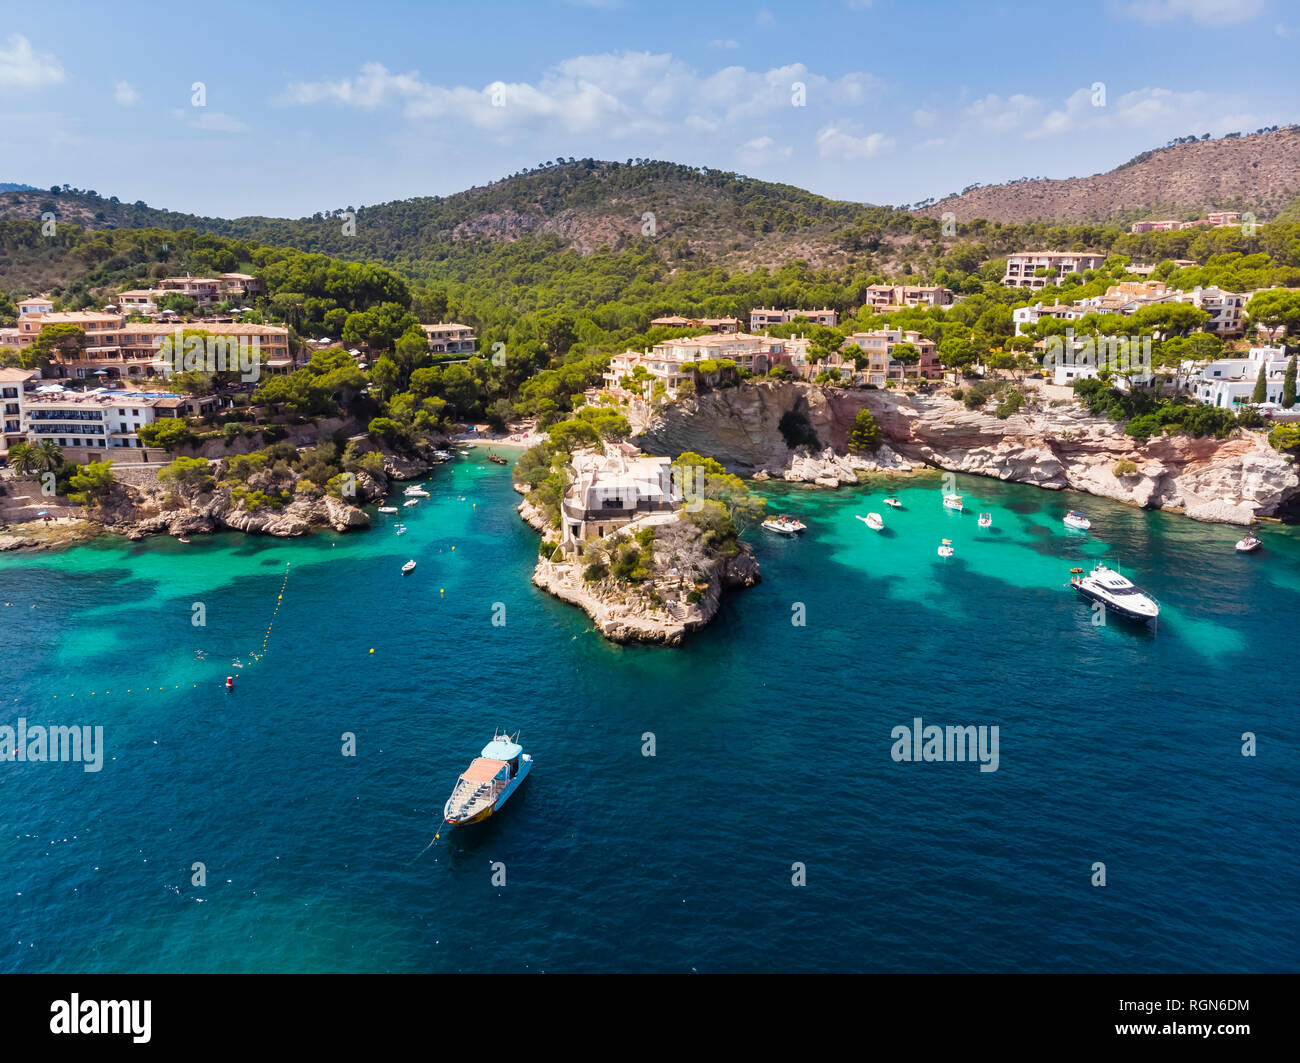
<box><xmin>442</xmin><ymin>732</ymin><xmax>532</xmax><ymax>826</ymax></box>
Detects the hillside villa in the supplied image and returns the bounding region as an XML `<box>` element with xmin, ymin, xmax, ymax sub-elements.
<box><xmin>559</xmin><ymin>443</ymin><xmax>681</xmax><ymax>551</ymax></box>
<box><xmin>749</xmin><ymin>307</ymin><xmax>838</xmax><ymax>331</ymax></box>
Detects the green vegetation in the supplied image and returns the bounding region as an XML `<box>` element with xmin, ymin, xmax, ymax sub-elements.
<box><xmin>66</xmin><ymin>460</ymin><xmax>115</xmax><ymax>508</ymax></box>
<box><xmin>1075</xmin><ymin>377</ymin><xmax>1244</xmax><ymax>441</ymax></box>
<box><xmin>847</xmin><ymin>409</ymin><xmax>882</xmax><ymax>452</ymax></box>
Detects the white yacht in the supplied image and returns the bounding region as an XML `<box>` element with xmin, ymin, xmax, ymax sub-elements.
<box><xmin>943</xmin><ymin>494</ymin><xmax>964</xmax><ymax>512</ymax></box>
<box><xmin>404</xmin><ymin>484</ymin><xmax>430</xmax><ymax>497</ymax></box>
<box><xmin>937</xmin><ymin>538</ymin><xmax>954</xmax><ymax>558</ymax></box>
<box><xmin>856</xmin><ymin>513</ymin><xmax>884</xmax><ymax>531</ymax></box>
<box><xmin>1063</xmin><ymin>511</ymin><xmax>1091</xmax><ymax>531</ymax></box>
<box><xmin>401</xmin><ymin>559</ymin><xmax>417</xmax><ymax>574</ymax></box>
<box><xmin>978</xmin><ymin>512</ymin><xmax>992</xmax><ymax>528</ymax></box>
<box><xmin>378</xmin><ymin>506</ymin><xmax>399</xmax><ymax>514</ymax></box>
<box><xmin>1070</xmin><ymin>563</ymin><xmax>1159</xmax><ymax>622</ymax></box>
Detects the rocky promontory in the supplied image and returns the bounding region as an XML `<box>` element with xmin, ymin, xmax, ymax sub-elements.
<box><xmin>517</xmin><ymin>495</ymin><xmax>760</xmax><ymax>645</ymax></box>
<box><xmin>635</xmin><ymin>381</ymin><xmax>1300</xmax><ymax>525</ymax></box>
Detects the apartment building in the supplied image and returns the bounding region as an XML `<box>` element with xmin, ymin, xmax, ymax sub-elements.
<box><xmin>1175</xmin><ymin>286</ymin><xmax>1245</xmax><ymax>337</ymax></box>
<box><xmin>863</xmin><ymin>285</ymin><xmax>955</xmax><ymax>312</ymax></box>
<box><xmin>749</xmin><ymin>307</ymin><xmax>839</xmax><ymax>331</ymax></box>
<box><xmin>844</xmin><ymin>329</ymin><xmax>940</xmax><ymax>384</ymax></box>
<box><xmin>17</xmin><ymin>297</ymin><xmax>54</xmax><ymax>317</ymax></box>
<box><xmin>1130</xmin><ymin>212</ymin><xmax>1242</xmax><ymax>234</ymax></box>
<box><xmin>649</xmin><ymin>315</ymin><xmax>743</xmax><ymax>333</ymax></box>
<box><xmin>0</xmin><ymin>368</ymin><xmax>37</xmax><ymax>453</ymax></box>
<box><xmin>604</xmin><ymin>333</ymin><xmax>790</xmax><ymax>398</ymax></box>
<box><xmin>1</xmin><ymin>312</ymin><xmax>291</xmax><ymax>379</ymax></box>
<box><xmin>420</xmin><ymin>323</ymin><xmax>477</xmax><ymax>354</ymax></box>
<box><xmin>1002</xmin><ymin>251</ymin><xmax>1107</xmax><ymax>289</ymax></box>
<box><xmin>19</xmin><ymin>388</ymin><xmax>195</xmax><ymax>463</ymax></box>
<box><xmin>1194</xmin><ymin>346</ymin><xmax>1289</xmax><ymax>407</ymax></box>
<box><xmin>1012</xmin><ymin>300</ymin><xmax>1090</xmax><ymax>335</ymax></box>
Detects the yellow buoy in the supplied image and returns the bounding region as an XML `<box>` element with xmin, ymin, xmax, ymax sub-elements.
<box><xmin>369</xmin><ymin>648</ymin><xmax>375</xmax><ymax>654</ymax></box>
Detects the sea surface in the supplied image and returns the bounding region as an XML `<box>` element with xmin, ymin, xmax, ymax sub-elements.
<box><xmin>1</xmin><ymin>457</ymin><xmax>1297</xmax><ymax>973</ymax></box>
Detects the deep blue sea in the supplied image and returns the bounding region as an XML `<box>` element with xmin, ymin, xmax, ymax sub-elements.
<box><xmin>1</xmin><ymin>455</ymin><xmax>1297</xmax><ymax>972</ymax></box>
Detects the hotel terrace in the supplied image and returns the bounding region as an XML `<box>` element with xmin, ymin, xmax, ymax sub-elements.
<box><xmin>15</xmin><ymin>386</ymin><xmax>219</xmax><ymax>463</ymax></box>
<box><xmin>749</xmin><ymin>307</ymin><xmax>839</xmax><ymax>331</ymax></box>
<box><xmin>603</xmin><ymin>333</ymin><xmax>794</xmax><ymax>399</ymax></box>
<box><xmin>1</xmin><ymin>312</ymin><xmax>291</xmax><ymax>379</ymax></box>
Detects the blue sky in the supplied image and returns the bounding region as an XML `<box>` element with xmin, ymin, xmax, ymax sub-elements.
<box><xmin>1</xmin><ymin>0</ymin><xmax>1295</xmax><ymax>218</ymax></box>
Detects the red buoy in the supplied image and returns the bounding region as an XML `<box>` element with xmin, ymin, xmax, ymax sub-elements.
<box><xmin>225</xmin><ymin>676</ymin><xmax>234</xmax><ymax>690</ymax></box>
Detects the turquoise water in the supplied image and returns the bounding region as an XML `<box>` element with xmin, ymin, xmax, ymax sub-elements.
<box><xmin>1</xmin><ymin>457</ymin><xmax>1297</xmax><ymax>972</ymax></box>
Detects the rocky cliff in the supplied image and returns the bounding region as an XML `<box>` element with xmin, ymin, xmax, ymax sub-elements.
<box><xmin>635</xmin><ymin>381</ymin><xmax>1300</xmax><ymax>525</ymax></box>
<box><xmin>518</xmin><ymin>497</ymin><xmax>760</xmax><ymax>645</ymax></box>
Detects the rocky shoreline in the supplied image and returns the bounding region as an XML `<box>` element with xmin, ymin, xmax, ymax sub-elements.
<box><xmin>635</xmin><ymin>381</ymin><xmax>1300</xmax><ymax>526</ymax></box>
<box><xmin>0</xmin><ymin>439</ymin><xmax>451</xmax><ymax>552</ymax></box>
<box><xmin>516</xmin><ymin>491</ymin><xmax>760</xmax><ymax>645</ymax></box>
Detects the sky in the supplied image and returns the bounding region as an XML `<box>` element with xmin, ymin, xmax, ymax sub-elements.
<box><xmin>1</xmin><ymin>0</ymin><xmax>1296</xmax><ymax>219</ymax></box>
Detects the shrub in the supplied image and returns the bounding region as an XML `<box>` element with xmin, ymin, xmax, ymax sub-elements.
<box><xmin>1113</xmin><ymin>459</ymin><xmax>1138</xmax><ymax>478</ymax></box>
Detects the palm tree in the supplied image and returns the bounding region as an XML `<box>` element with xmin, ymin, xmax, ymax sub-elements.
<box><xmin>7</xmin><ymin>441</ymin><xmax>37</xmax><ymax>474</ymax></box>
<box><xmin>33</xmin><ymin>440</ymin><xmax>63</xmax><ymax>473</ymax></box>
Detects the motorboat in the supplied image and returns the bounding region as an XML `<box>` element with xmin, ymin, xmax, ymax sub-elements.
<box><xmin>395</xmin><ymin>524</ymin><xmax>407</xmax><ymax>536</ymax></box>
<box><xmin>883</xmin><ymin>497</ymin><xmax>903</xmax><ymax>508</ymax></box>
<box><xmin>943</xmin><ymin>494</ymin><xmax>964</xmax><ymax>512</ymax></box>
<box><xmin>1070</xmin><ymin>563</ymin><xmax>1159</xmax><ymax>622</ymax></box>
<box><xmin>442</xmin><ymin>731</ymin><xmax>533</xmax><ymax>826</ymax></box>
<box><xmin>404</xmin><ymin>484</ymin><xmax>430</xmax><ymax>497</ymax></box>
<box><xmin>762</xmin><ymin>515</ymin><xmax>807</xmax><ymax>534</ymax></box>
<box><xmin>1063</xmin><ymin>511</ymin><xmax>1091</xmax><ymax>531</ymax></box>
<box><xmin>403</xmin><ymin>498</ymin><xmax>420</xmax><ymax>508</ymax></box>
<box><xmin>1236</xmin><ymin>534</ymin><xmax>1262</xmax><ymax>553</ymax></box>
<box><xmin>978</xmin><ymin>513</ymin><xmax>992</xmax><ymax>528</ymax></box>
<box><xmin>937</xmin><ymin>538</ymin><xmax>954</xmax><ymax>558</ymax></box>
<box><xmin>856</xmin><ymin>513</ymin><xmax>884</xmax><ymax>531</ymax></box>
<box><xmin>378</xmin><ymin>506</ymin><xmax>399</xmax><ymax>514</ymax></box>
<box><xmin>401</xmin><ymin>559</ymin><xmax>417</xmax><ymax>574</ymax></box>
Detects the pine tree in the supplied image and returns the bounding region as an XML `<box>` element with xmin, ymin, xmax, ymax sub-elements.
<box><xmin>1285</xmin><ymin>355</ymin><xmax>1297</xmax><ymax>409</ymax></box>
<box><xmin>1252</xmin><ymin>362</ymin><xmax>1268</xmax><ymax>403</ymax></box>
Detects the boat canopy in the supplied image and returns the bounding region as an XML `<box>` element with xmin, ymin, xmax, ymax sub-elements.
<box><xmin>462</xmin><ymin>757</ymin><xmax>508</xmax><ymax>783</ymax></box>
<box><xmin>481</xmin><ymin>738</ymin><xmax>522</xmax><ymax>761</ymax></box>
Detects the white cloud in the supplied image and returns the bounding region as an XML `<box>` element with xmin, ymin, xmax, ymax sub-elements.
<box><xmin>1118</xmin><ymin>0</ymin><xmax>1263</xmax><ymax>24</ymax></box>
<box><xmin>708</xmin><ymin>39</ymin><xmax>740</xmax><ymax>50</ymax></box>
<box><xmin>912</xmin><ymin>108</ymin><xmax>937</xmax><ymax>128</ymax></box>
<box><xmin>816</xmin><ymin>124</ymin><xmax>894</xmax><ymax>160</ymax></box>
<box><xmin>0</xmin><ymin>34</ymin><xmax>65</xmax><ymax>90</ymax></box>
<box><xmin>171</xmin><ymin>108</ymin><xmax>250</xmax><ymax>133</ymax></box>
<box><xmin>114</xmin><ymin>80</ymin><xmax>140</xmax><ymax>107</ymax></box>
<box><xmin>281</xmin><ymin>53</ymin><xmax>882</xmax><ymax>142</ymax></box>
<box><xmin>964</xmin><ymin>93</ymin><xmax>1045</xmax><ymax>133</ymax></box>
<box><xmin>737</xmin><ymin>136</ymin><xmax>793</xmax><ymax>164</ymax></box>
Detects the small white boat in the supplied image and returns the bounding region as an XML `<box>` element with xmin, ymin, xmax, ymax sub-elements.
<box><xmin>1236</xmin><ymin>534</ymin><xmax>1262</xmax><ymax>553</ymax></box>
<box><xmin>432</xmin><ymin>450</ymin><xmax>452</xmax><ymax>461</ymax></box>
<box><xmin>401</xmin><ymin>560</ymin><xmax>417</xmax><ymax>574</ymax></box>
<box><xmin>856</xmin><ymin>513</ymin><xmax>884</xmax><ymax>531</ymax></box>
<box><xmin>762</xmin><ymin>515</ymin><xmax>807</xmax><ymax>535</ymax></box>
<box><xmin>378</xmin><ymin>506</ymin><xmax>399</xmax><ymax>514</ymax></box>
<box><xmin>395</xmin><ymin>525</ymin><xmax>407</xmax><ymax>536</ymax></box>
<box><xmin>403</xmin><ymin>498</ymin><xmax>420</xmax><ymax>507</ymax></box>
<box><xmin>404</xmin><ymin>484</ymin><xmax>430</xmax><ymax>497</ymax></box>
<box><xmin>1063</xmin><ymin>511</ymin><xmax>1091</xmax><ymax>531</ymax></box>
<box><xmin>943</xmin><ymin>494</ymin><xmax>964</xmax><ymax>512</ymax></box>
<box><xmin>937</xmin><ymin>538</ymin><xmax>954</xmax><ymax>558</ymax></box>
<box><xmin>883</xmin><ymin>497</ymin><xmax>902</xmax><ymax>509</ymax></box>
<box><xmin>978</xmin><ymin>512</ymin><xmax>992</xmax><ymax>528</ymax></box>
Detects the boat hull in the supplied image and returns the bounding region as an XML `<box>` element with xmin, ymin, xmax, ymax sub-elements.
<box><xmin>1071</xmin><ymin>582</ymin><xmax>1157</xmax><ymax>622</ymax></box>
<box><xmin>444</xmin><ymin>755</ymin><xmax>532</xmax><ymax>827</ymax></box>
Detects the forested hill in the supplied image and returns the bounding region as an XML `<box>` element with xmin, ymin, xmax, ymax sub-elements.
<box><xmin>911</xmin><ymin>126</ymin><xmax>1300</xmax><ymax>225</ymax></box>
<box><xmin>0</xmin><ymin>160</ymin><xmax>911</xmax><ymax>270</ymax></box>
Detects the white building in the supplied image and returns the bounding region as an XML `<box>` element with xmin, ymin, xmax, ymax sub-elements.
<box><xmin>20</xmin><ymin>387</ymin><xmax>197</xmax><ymax>463</ymax></box>
<box><xmin>1013</xmin><ymin>300</ymin><xmax>1089</xmax><ymax>335</ymax></box>
<box><xmin>1193</xmin><ymin>346</ymin><xmax>1290</xmax><ymax>408</ymax></box>
<box><xmin>560</xmin><ymin>444</ymin><xmax>681</xmax><ymax>550</ymax></box>
<box><xmin>0</xmin><ymin>367</ymin><xmax>37</xmax><ymax>454</ymax></box>
<box><xmin>1002</xmin><ymin>251</ymin><xmax>1107</xmax><ymax>289</ymax></box>
<box><xmin>604</xmin><ymin>333</ymin><xmax>790</xmax><ymax>399</ymax></box>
